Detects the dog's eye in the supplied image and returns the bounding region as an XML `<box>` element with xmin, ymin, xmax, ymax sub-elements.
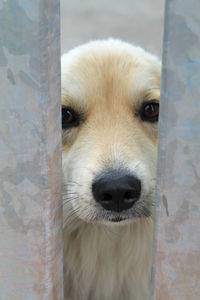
<box><xmin>140</xmin><ymin>102</ymin><xmax>159</xmax><ymax>122</ymax></box>
<box><xmin>62</xmin><ymin>107</ymin><xmax>79</xmax><ymax>129</ymax></box>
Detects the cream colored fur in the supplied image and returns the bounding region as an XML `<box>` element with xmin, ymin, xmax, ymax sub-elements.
<box><xmin>61</xmin><ymin>39</ymin><xmax>160</xmax><ymax>300</ymax></box>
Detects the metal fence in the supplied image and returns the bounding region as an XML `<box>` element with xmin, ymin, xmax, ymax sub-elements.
<box><xmin>152</xmin><ymin>0</ymin><xmax>200</xmax><ymax>299</ymax></box>
<box><xmin>0</xmin><ymin>1</ymin><xmax>63</xmax><ymax>299</ymax></box>
<box><xmin>0</xmin><ymin>0</ymin><xmax>199</xmax><ymax>299</ymax></box>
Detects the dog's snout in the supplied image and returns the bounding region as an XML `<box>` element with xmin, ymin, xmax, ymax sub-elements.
<box><xmin>92</xmin><ymin>172</ymin><xmax>141</xmax><ymax>212</ymax></box>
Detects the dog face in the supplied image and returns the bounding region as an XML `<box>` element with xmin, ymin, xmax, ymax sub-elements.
<box><xmin>61</xmin><ymin>40</ymin><xmax>160</xmax><ymax>226</ymax></box>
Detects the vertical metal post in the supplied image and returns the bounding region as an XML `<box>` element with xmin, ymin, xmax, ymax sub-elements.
<box><xmin>153</xmin><ymin>0</ymin><xmax>200</xmax><ymax>299</ymax></box>
<box><xmin>0</xmin><ymin>1</ymin><xmax>63</xmax><ymax>299</ymax></box>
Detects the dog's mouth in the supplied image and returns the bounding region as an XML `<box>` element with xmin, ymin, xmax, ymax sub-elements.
<box><xmin>110</xmin><ymin>217</ymin><xmax>124</xmax><ymax>222</ymax></box>
<box><xmin>99</xmin><ymin>214</ymin><xmax>137</xmax><ymax>226</ymax></box>
<box><xmin>99</xmin><ymin>211</ymin><xmax>136</xmax><ymax>224</ymax></box>
<box><xmin>97</xmin><ymin>200</ymin><xmax>153</xmax><ymax>224</ymax></box>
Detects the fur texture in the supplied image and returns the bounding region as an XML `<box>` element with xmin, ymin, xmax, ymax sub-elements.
<box><xmin>61</xmin><ymin>39</ymin><xmax>160</xmax><ymax>300</ymax></box>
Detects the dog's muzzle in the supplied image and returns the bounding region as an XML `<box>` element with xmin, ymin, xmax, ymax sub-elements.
<box><xmin>92</xmin><ymin>171</ymin><xmax>141</xmax><ymax>213</ymax></box>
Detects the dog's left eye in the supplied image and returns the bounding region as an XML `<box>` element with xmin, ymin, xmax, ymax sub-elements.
<box><xmin>62</xmin><ymin>107</ymin><xmax>79</xmax><ymax>129</ymax></box>
<box><xmin>140</xmin><ymin>102</ymin><xmax>159</xmax><ymax>122</ymax></box>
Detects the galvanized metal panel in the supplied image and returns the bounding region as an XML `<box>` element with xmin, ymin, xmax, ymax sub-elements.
<box><xmin>153</xmin><ymin>0</ymin><xmax>200</xmax><ymax>299</ymax></box>
<box><xmin>0</xmin><ymin>1</ymin><xmax>63</xmax><ymax>299</ymax></box>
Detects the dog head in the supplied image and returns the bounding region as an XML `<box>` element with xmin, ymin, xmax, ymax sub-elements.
<box><xmin>61</xmin><ymin>39</ymin><xmax>160</xmax><ymax>226</ymax></box>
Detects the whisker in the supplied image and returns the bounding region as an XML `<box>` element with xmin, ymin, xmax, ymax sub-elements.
<box><xmin>63</xmin><ymin>208</ymin><xmax>82</xmax><ymax>228</ymax></box>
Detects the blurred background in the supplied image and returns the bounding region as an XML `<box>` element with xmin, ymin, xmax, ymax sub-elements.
<box><xmin>61</xmin><ymin>0</ymin><xmax>164</xmax><ymax>58</ymax></box>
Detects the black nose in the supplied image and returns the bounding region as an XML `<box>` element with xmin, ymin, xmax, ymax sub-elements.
<box><xmin>92</xmin><ymin>172</ymin><xmax>141</xmax><ymax>212</ymax></box>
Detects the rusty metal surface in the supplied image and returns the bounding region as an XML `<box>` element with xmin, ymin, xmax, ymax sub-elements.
<box><xmin>0</xmin><ymin>1</ymin><xmax>63</xmax><ymax>299</ymax></box>
<box><xmin>153</xmin><ymin>0</ymin><xmax>200</xmax><ymax>299</ymax></box>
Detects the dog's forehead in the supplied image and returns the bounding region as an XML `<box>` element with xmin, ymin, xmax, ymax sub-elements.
<box><xmin>61</xmin><ymin>41</ymin><xmax>160</xmax><ymax>109</ymax></box>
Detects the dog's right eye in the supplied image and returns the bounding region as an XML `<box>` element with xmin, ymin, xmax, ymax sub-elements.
<box><xmin>62</xmin><ymin>107</ymin><xmax>79</xmax><ymax>129</ymax></box>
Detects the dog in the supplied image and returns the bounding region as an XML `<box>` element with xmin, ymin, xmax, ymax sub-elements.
<box><xmin>61</xmin><ymin>39</ymin><xmax>160</xmax><ymax>300</ymax></box>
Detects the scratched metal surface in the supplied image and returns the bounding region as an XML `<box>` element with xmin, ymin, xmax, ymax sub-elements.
<box><xmin>0</xmin><ymin>1</ymin><xmax>63</xmax><ymax>299</ymax></box>
<box><xmin>152</xmin><ymin>0</ymin><xmax>200</xmax><ymax>299</ymax></box>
